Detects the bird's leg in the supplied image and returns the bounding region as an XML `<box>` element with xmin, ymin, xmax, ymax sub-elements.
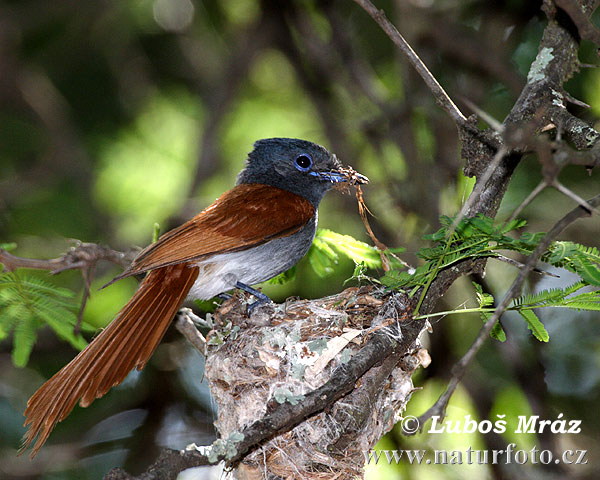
<box><xmin>235</xmin><ymin>281</ymin><xmax>272</xmax><ymax>314</ymax></box>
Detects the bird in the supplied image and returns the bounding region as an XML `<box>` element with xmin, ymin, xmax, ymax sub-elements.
<box><xmin>21</xmin><ymin>137</ymin><xmax>368</xmax><ymax>456</ymax></box>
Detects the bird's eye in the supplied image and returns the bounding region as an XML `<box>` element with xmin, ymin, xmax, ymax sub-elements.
<box><xmin>294</xmin><ymin>153</ymin><xmax>313</xmax><ymax>172</ymax></box>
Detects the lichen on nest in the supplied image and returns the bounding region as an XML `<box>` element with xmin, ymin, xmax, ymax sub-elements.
<box><xmin>202</xmin><ymin>287</ymin><xmax>429</xmax><ymax>479</ymax></box>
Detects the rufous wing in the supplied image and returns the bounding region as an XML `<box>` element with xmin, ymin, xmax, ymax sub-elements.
<box><xmin>110</xmin><ymin>184</ymin><xmax>315</xmax><ymax>282</ymax></box>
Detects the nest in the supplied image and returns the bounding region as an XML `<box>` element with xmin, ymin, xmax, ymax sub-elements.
<box><xmin>204</xmin><ymin>286</ymin><xmax>428</xmax><ymax>479</ymax></box>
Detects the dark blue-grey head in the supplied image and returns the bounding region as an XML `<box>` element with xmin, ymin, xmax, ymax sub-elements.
<box><xmin>237</xmin><ymin>138</ymin><xmax>366</xmax><ymax>206</ymax></box>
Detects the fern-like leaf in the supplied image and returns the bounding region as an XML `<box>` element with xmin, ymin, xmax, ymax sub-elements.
<box><xmin>0</xmin><ymin>271</ymin><xmax>90</xmax><ymax>366</ymax></box>
<box><xmin>518</xmin><ymin>309</ymin><xmax>549</xmax><ymax>342</ymax></box>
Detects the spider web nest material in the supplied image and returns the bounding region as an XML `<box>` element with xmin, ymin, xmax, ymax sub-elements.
<box><xmin>204</xmin><ymin>286</ymin><xmax>430</xmax><ymax>479</ymax></box>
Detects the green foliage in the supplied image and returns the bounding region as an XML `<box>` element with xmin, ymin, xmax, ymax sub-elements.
<box><xmin>543</xmin><ymin>242</ymin><xmax>600</xmax><ymax>285</ymax></box>
<box><xmin>4</xmin><ymin>215</ymin><xmax>599</xmax><ymax>364</ymax></box>
<box><xmin>518</xmin><ymin>309</ymin><xmax>549</xmax><ymax>343</ymax></box>
<box><xmin>511</xmin><ymin>281</ymin><xmax>600</xmax><ymax>312</ymax></box>
<box><xmin>0</xmin><ymin>271</ymin><xmax>94</xmax><ymax>367</ymax></box>
<box><xmin>306</xmin><ymin>228</ymin><xmax>405</xmax><ymax>279</ymax></box>
<box><xmin>266</xmin><ymin>266</ymin><xmax>297</xmax><ymax>285</ymax></box>
<box><xmin>383</xmin><ymin>214</ymin><xmax>600</xmax><ymax>343</ymax></box>
<box><xmin>381</xmin><ymin>215</ymin><xmax>533</xmax><ymax>296</ymax></box>
<box><xmin>473</xmin><ymin>281</ymin><xmax>506</xmax><ymax>342</ymax></box>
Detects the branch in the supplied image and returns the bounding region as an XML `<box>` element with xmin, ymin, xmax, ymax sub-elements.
<box><xmin>119</xmin><ymin>2</ymin><xmax>600</xmax><ymax>476</ymax></box>
<box><xmin>0</xmin><ymin>242</ymin><xmax>136</xmax><ymax>273</ymax></box>
<box><xmin>555</xmin><ymin>0</ymin><xmax>600</xmax><ymax>45</ymax></box>
<box><xmin>351</xmin><ymin>0</ymin><xmax>468</xmax><ymax>127</ymax></box>
<box><xmin>504</xmin><ymin>5</ymin><xmax>600</xmax><ymax>147</ymax></box>
<box><xmin>0</xmin><ymin>242</ymin><xmax>138</xmax><ymax>333</ymax></box>
<box><xmin>12</xmin><ymin>4</ymin><xmax>600</xmax><ymax>480</ymax></box>
<box><xmin>422</xmin><ymin>0</ymin><xmax>599</xmax><ymax>314</ymax></box>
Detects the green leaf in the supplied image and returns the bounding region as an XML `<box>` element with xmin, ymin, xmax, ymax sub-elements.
<box><xmin>315</xmin><ymin>229</ymin><xmax>381</xmax><ymax>268</ymax></box>
<box><xmin>194</xmin><ymin>298</ymin><xmax>219</xmax><ymax>312</ymax></box>
<box><xmin>547</xmin><ymin>241</ymin><xmax>578</xmax><ymax>264</ymax></box>
<box><xmin>500</xmin><ymin>218</ymin><xmax>527</xmax><ymax>234</ymax></box>
<box><xmin>490</xmin><ymin>318</ymin><xmax>507</xmax><ymax>342</ymax></box>
<box><xmin>473</xmin><ymin>281</ymin><xmax>494</xmax><ymax>308</ymax></box>
<box><xmin>12</xmin><ymin>316</ymin><xmax>38</xmax><ymax>367</ymax></box>
<box><xmin>307</xmin><ymin>229</ymin><xmax>407</xmax><ymax>280</ymax></box>
<box><xmin>518</xmin><ymin>231</ymin><xmax>545</xmax><ymax>246</ymax></box>
<box><xmin>542</xmin><ymin>242</ymin><xmax>600</xmax><ymax>286</ymax></box>
<box><xmin>307</xmin><ymin>244</ymin><xmax>336</xmax><ymax>278</ymax></box>
<box><xmin>561</xmin><ymin>290</ymin><xmax>600</xmax><ymax>311</ymax></box>
<box><xmin>34</xmin><ymin>302</ymin><xmax>88</xmax><ymax>350</ymax></box>
<box><xmin>572</xmin><ymin>253</ymin><xmax>600</xmax><ymax>286</ymax></box>
<box><xmin>380</xmin><ymin>268</ymin><xmax>424</xmax><ymax>289</ymax></box>
<box><xmin>0</xmin><ymin>242</ymin><xmax>17</xmax><ymax>252</ymax></box>
<box><xmin>423</xmin><ymin>226</ymin><xmax>446</xmax><ymax>242</ymax></box>
<box><xmin>0</xmin><ymin>271</ymin><xmax>87</xmax><ymax>366</ymax></box>
<box><xmin>266</xmin><ymin>266</ymin><xmax>296</xmax><ymax>285</ymax></box>
<box><xmin>518</xmin><ymin>309</ymin><xmax>549</xmax><ymax>342</ymax></box>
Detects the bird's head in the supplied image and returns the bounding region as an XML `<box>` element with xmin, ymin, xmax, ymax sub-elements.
<box><xmin>237</xmin><ymin>138</ymin><xmax>368</xmax><ymax>206</ymax></box>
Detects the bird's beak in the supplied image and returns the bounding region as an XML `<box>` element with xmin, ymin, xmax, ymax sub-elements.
<box><xmin>309</xmin><ymin>168</ymin><xmax>369</xmax><ymax>185</ymax></box>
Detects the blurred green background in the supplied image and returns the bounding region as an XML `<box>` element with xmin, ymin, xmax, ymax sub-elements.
<box><xmin>0</xmin><ymin>0</ymin><xmax>599</xmax><ymax>478</ymax></box>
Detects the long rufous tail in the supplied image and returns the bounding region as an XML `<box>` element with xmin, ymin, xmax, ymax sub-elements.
<box><xmin>21</xmin><ymin>263</ymin><xmax>199</xmax><ymax>456</ymax></box>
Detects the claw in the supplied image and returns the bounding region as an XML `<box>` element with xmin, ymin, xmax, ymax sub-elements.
<box><xmin>235</xmin><ymin>282</ymin><xmax>272</xmax><ymax>315</ymax></box>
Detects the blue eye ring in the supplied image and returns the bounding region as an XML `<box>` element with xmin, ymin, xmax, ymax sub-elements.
<box><xmin>294</xmin><ymin>153</ymin><xmax>313</xmax><ymax>172</ymax></box>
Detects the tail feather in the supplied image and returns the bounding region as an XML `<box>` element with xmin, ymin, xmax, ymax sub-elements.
<box><xmin>21</xmin><ymin>263</ymin><xmax>199</xmax><ymax>457</ymax></box>
<box><xmin>82</xmin><ymin>286</ymin><xmax>168</xmax><ymax>404</ymax></box>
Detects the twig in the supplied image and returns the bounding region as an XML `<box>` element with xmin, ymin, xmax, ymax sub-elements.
<box><xmin>105</xmin><ymin>448</ymin><xmax>211</xmax><ymax>480</ymax></box>
<box><xmin>74</xmin><ymin>264</ymin><xmax>95</xmax><ymax>336</ymax></box>
<box><xmin>507</xmin><ymin>179</ymin><xmax>547</xmax><ymax>223</ymax></box>
<box><xmin>174</xmin><ymin>308</ymin><xmax>207</xmax><ymax>356</ymax></box>
<box><xmin>492</xmin><ymin>254</ymin><xmax>559</xmax><ymax>278</ymax></box>
<box><xmin>459</xmin><ymin>97</ymin><xmax>504</xmax><ymax>134</ymax></box>
<box><xmin>552</xmin><ymin>180</ymin><xmax>599</xmax><ymax>214</ymax></box>
<box><xmin>507</xmin><ymin>164</ymin><xmax>598</xmax><ymax>225</ymax></box>
<box><xmin>450</xmin><ymin>145</ymin><xmax>508</xmax><ymax>233</ymax></box>
<box><xmin>352</xmin><ymin>0</ymin><xmax>468</xmax><ymax>127</ymax></box>
<box><xmin>413</xmin><ymin>193</ymin><xmax>600</xmax><ymax>430</ymax></box>
<box><xmin>0</xmin><ymin>243</ymin><xmax>138</xmax><ymax>334</ymax></box>
<box><xmin>0</xmin><ymin>242</ymin><xmax>135</xmax><ymax>273</ymax></box>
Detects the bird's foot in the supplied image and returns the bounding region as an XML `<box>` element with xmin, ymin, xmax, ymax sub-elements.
<box><xmin>235</xmin><ymin>282</ymin><xmax>272</xmax><ymax>315</ymax></box>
